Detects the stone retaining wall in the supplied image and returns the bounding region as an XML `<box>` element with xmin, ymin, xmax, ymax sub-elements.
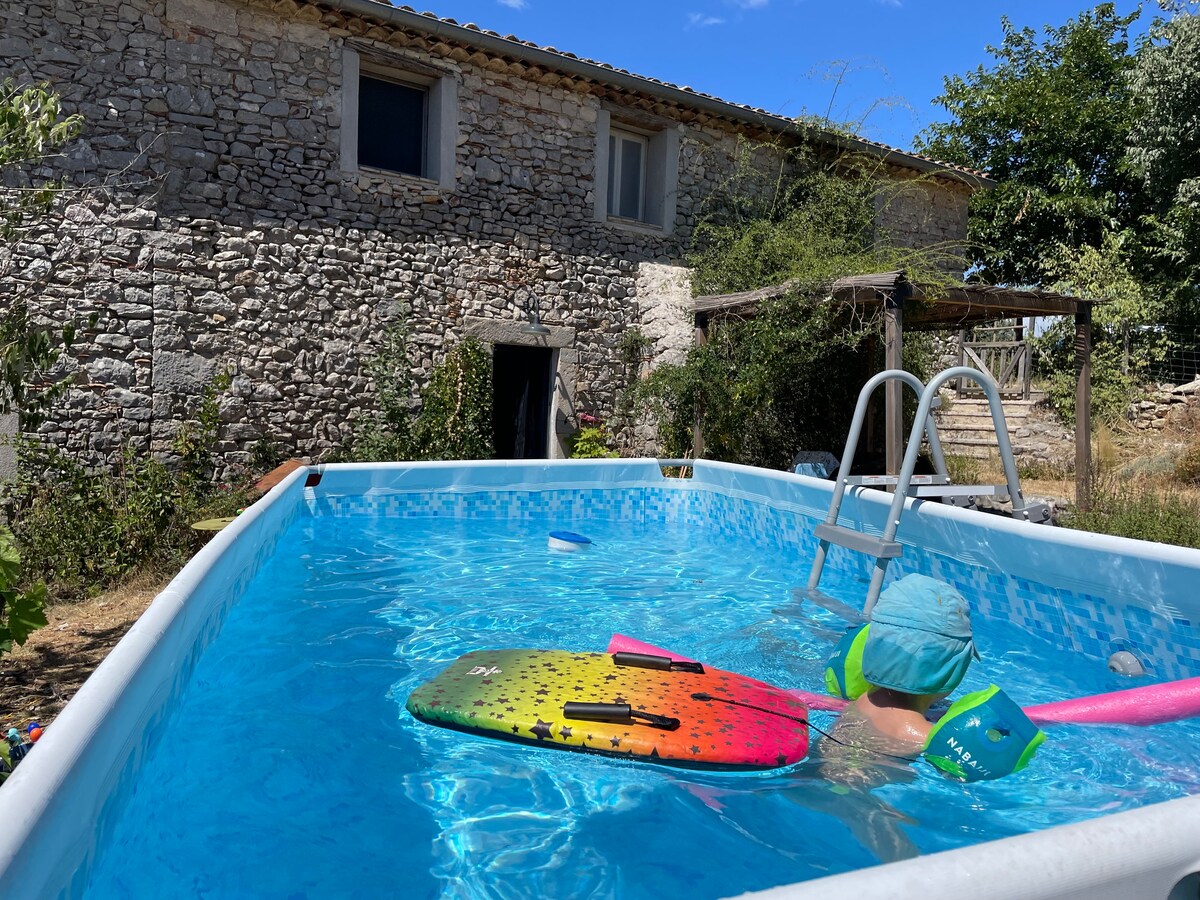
<box><xmin>1</xmin><ymin>0</ymin><xmax>974</xmax><ymax>470</ymax></box>
<box><xmin>1127</xmin><ymin>379</ymin><xmax>1200</xmax><ymax>431</ymax></box>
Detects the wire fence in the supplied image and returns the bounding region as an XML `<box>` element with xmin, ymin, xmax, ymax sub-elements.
<box><xmin>1148</xmin><ymin>324</ymin><xmax>1200</xmax><ymax>386</ymax></box>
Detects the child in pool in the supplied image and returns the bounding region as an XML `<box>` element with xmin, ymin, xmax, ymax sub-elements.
<box><xmin>842</xmin><ymin>574</ymin><xmax>978</xmax><ymax>753</ymax></box>
<box><xmin>793</xmin><ymin>576</ymin><xmax>979</xmax><ymax>862</ymax></box>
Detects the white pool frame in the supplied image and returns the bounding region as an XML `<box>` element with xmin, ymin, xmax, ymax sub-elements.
<box><xmin>1</xmin><ymin>459</ymin><xmax>1198</xmax><ymax>900</ymax></box>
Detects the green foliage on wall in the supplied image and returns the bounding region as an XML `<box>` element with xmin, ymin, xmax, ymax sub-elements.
<box><xmin>414</xmin><ymin>338</ymin><xmax>494</xmax><ymax>460</ymax></box>
<box><xmin>5</xmin><ymin>376</ymin><xmax>256</xmax><ymax>601</ymax></box>
<box><xmin>628</xmin><ymin>140</ymin><xmax>948</xmax><ymax>470</ymax></box>
<box><xmin>346</xmin><ymin>329</ymin><xmax>495</xmax><ymax>462</ymax></box>
<box><xmin>0</xmin><ymin>79</ymin><xmax>82</xmax><ymax>239</ymax></box>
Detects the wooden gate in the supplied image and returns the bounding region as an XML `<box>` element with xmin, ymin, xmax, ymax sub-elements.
<box><xmin>956</xmin><ymin>321</ymin><xmax>1032</xmax><ymax>399</ymax></box>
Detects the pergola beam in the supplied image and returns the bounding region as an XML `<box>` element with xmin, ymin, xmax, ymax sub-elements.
<box><xmin>688</xmin><ymin>272</ymin><xmax>1098</xmax><ymax>502</ymax></box>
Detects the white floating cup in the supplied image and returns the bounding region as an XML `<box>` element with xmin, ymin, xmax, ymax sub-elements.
<box><xmin>548</xmin><ymin>530</ymin><xmax>592</xmax><ymax>553</ymax></box>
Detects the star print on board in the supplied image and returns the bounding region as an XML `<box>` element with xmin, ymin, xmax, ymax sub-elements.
<box><xmin>559</xmin><ymin>726</ymin><xmax>573</xmax><ymax>739</ymax></box>
<box><xmin>530</xmin><ymin>719</ymin><xmax>554</xmax><ymax>741</ymax></box>
<box><xmin>535</xmin><ymin>688</ymin><xmax>549</xmax><ymax>696</ymax></box>
<box><xmin>610</xmin><ymin>736</ymin><xmax>621</xmax><ymax>747</ymax></box>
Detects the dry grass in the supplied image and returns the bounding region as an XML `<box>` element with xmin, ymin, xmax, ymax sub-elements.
<box><xmin>0</xmin><ymin>575</ymin><xmax>164</xmax><ymax>732</ymax></box>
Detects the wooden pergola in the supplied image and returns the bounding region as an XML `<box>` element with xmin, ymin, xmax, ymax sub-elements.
<box><xmin>690</xmin><ymin>271</ymin><xmax>1097</xmax><ymax>508</ymax></box>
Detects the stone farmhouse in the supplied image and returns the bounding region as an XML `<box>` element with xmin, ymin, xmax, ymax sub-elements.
<box><xmin>0</xmin><ymin>0</ymin><xmax>987</xmax><ymax>472</ymax></box>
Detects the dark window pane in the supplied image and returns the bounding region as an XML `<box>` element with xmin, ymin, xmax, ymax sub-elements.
<box><xmin>359</xmin><ymin>76</ymin><xmax>426</xmax><ymax>176</ymax></box>
<box><xmin>619</xmin><ymin>137</ymin><xmax>643</xmax><ymax>219</ymax></box>
<box><xmin>607</xmin><ymin>134</ymin><xmax>618</xmax><ymax>213</ymax></box>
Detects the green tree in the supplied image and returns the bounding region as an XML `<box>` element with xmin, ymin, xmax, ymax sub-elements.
<box><xmin>1033</xmin><ymin>232</ymin><xmax>1166</xmax><ymax>424</ymax></box>
<box><xmin>1127</xmin><ymin>9</ymin><xmax>1200</xmax><ymax>309</ymax></box>
<box><xmin>915</xmin><ymin>4</ymin><xmax>1144</xmax><ymax>285</ymax></box>
<box><xmin>0</xmin><ymin>79</ymin><xmax>81</xmax><ymax>237</ymax></box>
<box><xmin>0</xmin><ymin>81</ymin><xmax>83</xmax><ymax>430</ymax></box>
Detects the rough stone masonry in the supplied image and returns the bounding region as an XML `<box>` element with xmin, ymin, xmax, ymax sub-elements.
<box><xmin>0</xmin><ymin>0</ymin><xmax>975</xmax><ymax>470</ymax></box>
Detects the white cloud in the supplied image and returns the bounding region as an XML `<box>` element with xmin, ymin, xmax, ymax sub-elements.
<box><xmin>497</xmin><ymin>0</ymin><xmax>528</xmax><ymax>9</ymax></box>
<box><xmin>878</xmin><ymin>0</ymin><xmax>902</xmax><ymax>6</ymax></box>
<box><xmin>734</xmin><ymin>0</ymin><xmax>769</xmax><ymax>8</ymax></box>
<box><xmin>688</xmin><ymin>12</ymin><xmax>726</xmax><ymax>27</ymax></box>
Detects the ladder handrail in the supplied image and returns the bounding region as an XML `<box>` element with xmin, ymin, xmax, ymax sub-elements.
<box><xmin>806</xmin><ymin>366</ymin><xmax>1038</xmax><ymax>619</ymax></box>
<box><xmin>862</xmin><ymin>366</ymin><xmax>1026</xmax><ymax>615</ymax></box>
<box><xmin>820</xmin><ymin>369</ymin><xmax>945</xmax><ymax>529</ymax></box>
<box><xmin>807</xmin><ymin>370</ymin><xmax>942</xmax><ymax>595</ymax></box>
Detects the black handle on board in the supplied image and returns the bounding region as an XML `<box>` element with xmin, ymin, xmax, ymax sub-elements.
<box><xmin>562</xmin><ymin>702</ymin><xmax>681</xmax><ymax>731</ymax></box>
<box><xmin>611</xmin><ymin>651</ymin><xmax>704</xmax><ymax>675</ymax></box>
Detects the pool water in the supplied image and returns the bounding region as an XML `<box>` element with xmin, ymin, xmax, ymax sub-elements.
<box><xmin>83</xmin><ymin>504</ymin><xmax>1200</xmax><ymax>898</ymax></box>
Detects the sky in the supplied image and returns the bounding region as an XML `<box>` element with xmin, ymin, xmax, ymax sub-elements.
<box><xmin>401</xmin><ymin>0</ymin><xmax>1149</xmax><ymax>151</ymax></box>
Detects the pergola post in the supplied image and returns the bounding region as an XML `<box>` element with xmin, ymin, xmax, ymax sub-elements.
<box><xmin>692</xmin><ymin>311</ymin><xmax>708</xmax><ymax>459</ymax></box>
<box><xmin>1074</xmin><ymin>302</ymin><xmax>1093</xmax><ymax>511</ymax></box>
<box><xmin>884</xmin><ymin>286</ymin><xmax>905</xmax><ymax>476</ymax></box>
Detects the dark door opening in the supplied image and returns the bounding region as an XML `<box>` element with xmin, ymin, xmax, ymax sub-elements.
<box><xmin>492</xmin><ymin>344</ymin><xmax>553</xmax><ymax>459</ymax></box>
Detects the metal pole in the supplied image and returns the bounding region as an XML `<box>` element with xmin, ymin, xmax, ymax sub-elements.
<box><xmin>1075</xmin><ymin>303</ymin><xmax>1093</xmax><ymax>512</ymax></box>
<box><xmin>692</xmin><ymin>312</ymin><xmax>708</xmax><ymax>459</ymax></box>
<box><xmin>884</xmin><ymin>290</ymin><xmax>904</xmax><ymax>476</ymax></box>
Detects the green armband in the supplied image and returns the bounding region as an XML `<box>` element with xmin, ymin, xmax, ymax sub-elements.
<box><xmin>824</xmin><ymin>624</ymin><xmax>871</xmax><ymax>701</ymax></box>
<box><xmin>923</xmin><ymin>685</ymin><xmax>1046</xmax><ymax>782</ymax></box>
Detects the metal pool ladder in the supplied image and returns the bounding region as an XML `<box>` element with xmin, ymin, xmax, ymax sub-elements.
<box><xmin>803</xmin><ymin>366</ymin><xmax>1050</xmax><ymax>617</ymax></box>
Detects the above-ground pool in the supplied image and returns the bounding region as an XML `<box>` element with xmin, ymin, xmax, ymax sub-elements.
<box><xmin>1</xmin><ymin>460</ymin><xmax>1199</xmax><ymax>899</ymax></box>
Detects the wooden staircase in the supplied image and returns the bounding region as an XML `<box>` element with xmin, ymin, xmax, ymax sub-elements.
<box><xmin>934</xmin><ymin>394</ymin><xmax>1046</xmax><ymax>460</ymax></box>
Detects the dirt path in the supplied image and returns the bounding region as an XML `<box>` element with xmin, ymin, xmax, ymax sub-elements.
<box><xmin>0</xmin><ymin>578</ymin><xmax>163</xmax><ymax>734</ymax></box>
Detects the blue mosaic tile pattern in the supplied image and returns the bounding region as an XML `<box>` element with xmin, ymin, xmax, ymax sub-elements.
<box><xmin>310</xmin><ymin>482</ymin><xmax>1200</xmax><ymax>681</ymax></box>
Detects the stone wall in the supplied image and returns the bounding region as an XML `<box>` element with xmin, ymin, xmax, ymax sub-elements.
<box><xmin>0</xmin><ymin>0</ymin><xmax>975</xmax><ymax>469</ymax></box>
<box><xmin>0</xmin><ymin>413</ymin><xmax>15</xmax><ymax>484</ymax></box>
<box><xmin>875</xmin><ymin>170</ymin><xmax>971</xmax><ymax>275</ymax></box>
<box><xmin>1127</xmin><ymin>379</ymin><xmax>1200</xmax><ymax>431</ymax></box>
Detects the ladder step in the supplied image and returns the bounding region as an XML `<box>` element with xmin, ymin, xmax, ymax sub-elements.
<box><xmin>912</xmin><ymin>483</ymin><xmax>1010</xmax><ymax>498</ymax></box>
<box><xmin>845</xmin><ymin>474</ymin><xmax>950</xmax><ymax>487</ymax></box>
<box><xmin>813</xmin><ymin>523</ymin><xmax>903</xmax><ymax>558</ymax></box>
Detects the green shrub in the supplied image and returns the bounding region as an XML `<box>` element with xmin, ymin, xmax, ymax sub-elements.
<box><xmin>568</xmin><ymin>425</ymin><xmax>618</xmax><ymax>459</ymax></box>
<box><xmin>0</xmin><ymin>526</ymin><xmax>48</xmax><ymax>652</ymax></box>
<box><xmin>413</xmin><ymin>338</ymin><xmax>494</xmax><ymax>460</ymax></box>
<box><xmin>6</xmin><ymin>373</ymin><xmax>257</xmax><ymax>600</ymax></box>
<box><xmin>1061</xmin><ymin>476</ymin><xmax>1200</xmax><ymax>549</ymax></box>
<box><xmin>944</xmin><ymin>453</ymin><xmax>983</xmax><ymax>485</ymax></box>
<box><xmin>344</xmin><ymin>332</ymin><xmax>494</xmax><ymax>462</ymax></box>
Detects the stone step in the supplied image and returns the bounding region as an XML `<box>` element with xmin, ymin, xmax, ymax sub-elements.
<box><xmin>938</xmin><ymin>436</ymin><xmax>1011</xmax><ymax>448</ymax></box>
<box><xmin>938</xmin><ymin>415</ymin><xmax>1029</xmax><ymax>429</ymax></box>
<box><xmin>937</xmin><ymin>430</ymin><xmax>1016</xmax><ymax>443</ymax></box>
<box><xmin>937</xmin><ymin>444</ymin><xmax>997</xmax><ymax>460</ymax></box>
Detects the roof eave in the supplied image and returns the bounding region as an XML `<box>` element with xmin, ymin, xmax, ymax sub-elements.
<box><xmin>319</xmin><ymin>0</ymin><xmax>995</xmax><ymax>189</ymax></box>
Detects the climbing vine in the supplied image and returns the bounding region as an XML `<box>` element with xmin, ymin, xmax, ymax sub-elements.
<box><xmin>346</xmin><ymin>329</ymin><xmax>495</xmax><ymax>462</ymax></box>
<box><xmin>631</xmin><ymin>140</ymin><xmax>948</xmax><ymax>469</ymax></box>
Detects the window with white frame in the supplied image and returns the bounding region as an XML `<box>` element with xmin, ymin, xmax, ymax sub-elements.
<box><xmin>608</xmin><ymin>128</ymin><xmax>647</xmax><ymax>221</ymax></box>
<box><xmin>594</xmin><ymin>111</ymin><xmax>680</xmax><ymax>233</ymax></box>
<box><xmin>341</xmin><ymin>46</ymin><xmax>458</xmax><ymax>191</ymax></box>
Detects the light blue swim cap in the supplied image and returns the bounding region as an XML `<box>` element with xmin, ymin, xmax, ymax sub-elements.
<box><xmin>861</xmin><ymin>574</ymin><xmax>977</xmax><ymax>696</ymax></box>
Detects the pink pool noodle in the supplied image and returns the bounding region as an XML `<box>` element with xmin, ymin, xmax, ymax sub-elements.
<box><xmin>607</xmin><ymin>634</ymin><xmax>1200</xmax><ymax>726</ymax></box>
<box><xmin>1022</xmin><ymin>677</ymin><xmax>1200</xmax><ymax>726</ymax></box>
